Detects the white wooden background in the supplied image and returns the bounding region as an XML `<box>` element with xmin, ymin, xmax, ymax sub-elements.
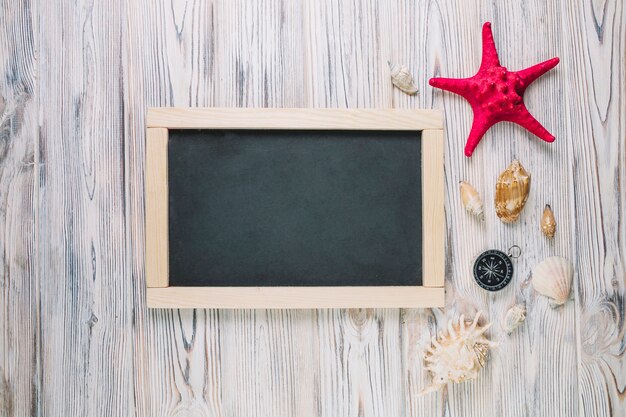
<box><xmin>1</xmin><ymin>0</ymin><xmax>624</xmax><ymax>416</ymax></box>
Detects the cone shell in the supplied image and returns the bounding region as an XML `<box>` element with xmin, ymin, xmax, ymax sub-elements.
<box><xmin>541</xmin><ymin>204</ymin><xmax>556</xmax><ymax>238</ymax></box>
<box><xmin>495</xmin><ymin>160</ymin><xmax>531</xmax><ymax>223</ymax></box>
<box><xmin>502</xmin><ymin>304</ymin><xmax>526</xmax><ymax>335</ymax></box>
<box><xmin>532</xmin><ymin>256</ymin><xmax>573</xmax><ymax>306</ymax></box>
<box><xmin>459</xmin><ymin>181</ymin><xmax>484</xmax><ymax>221</ymax></box>
<box><xmin>389</xmin><ymin>62</ymin><xmax>418</xmax><ymax>95</ymax></box>
<box><xmin>419</xmin><ymin>312</ymin><xmax>497</xmax><ymax>395</ymax></box>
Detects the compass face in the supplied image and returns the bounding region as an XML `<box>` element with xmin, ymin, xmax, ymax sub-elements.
<box><xmin>473</xmin><ymin>250</ymin><xmax>513</xmax><ymax>291</ymax></box>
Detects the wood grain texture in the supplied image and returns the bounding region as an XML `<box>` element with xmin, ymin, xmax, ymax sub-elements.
<box><xmin>560</xmin><ymin>0</ymin><xmax>625</xmax><ymax>415</ymax></box>
<box><xmin>147</xmin><ymin>287</ymin><xmax>445</xmax><ymax>309</ymax></box>
<box><xmin>0</xmin><ymin>1</ymin><xmax>38</xmax><ymax>415</ymax></box>
<box><xmin>146</xmin><ymin>107</ymin><xmax>443</xmax><ymax>129</ymax></box>
<box><xmin>37</xmin><ymin>0</ymin><xmax>134</xmax><ymax>416</ymax></box>
<box><xmin>1</xmin><ymin>0</ymin><xmax>624</xmax><ymax>416</ymax></box>
<box><xmin>145</xmin><ymin>128</ymin><xmax>168</xmax><ymax>288</ymax></box>
<box><xmin>421</xmin><ymin>129</ymin><xmax>445</xmax><ymax>288</ymax></box>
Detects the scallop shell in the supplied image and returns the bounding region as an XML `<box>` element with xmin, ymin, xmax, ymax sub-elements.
<box><xmin>419</xmin><ymin>312</ymin><xmax>497</xmax><ymax>395</ymax></box>
<box><xmin>502</xmin><ymin>304</ymin><xmax>526</xmax><ymax>335</ymax></box>
<box><xmin>459</xmin><ymin>181</ymin><xmax>484</xmax><ymax>221</ymax></box>
<box><xmin>388</xmin><ymin>62</ymin><xmax>418</xmax><ymax>95</ymax></box>
<box><xmin>495</xmin><ymin>160</ymin><xmax>531</xmax><ymax>223</ymax></box>
<box><xmin>541</xmin><ymin>204</ymin><xmax>556</xmax><ymax>238</ymax></box>
<box><xmin>531</xmin><ymin>256</ymin><xmax>573</xmax><ymax>306</ymax></box>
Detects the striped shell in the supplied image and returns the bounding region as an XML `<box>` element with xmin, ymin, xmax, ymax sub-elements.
<box><xmin>495</xmin><ymin>160</ymin><xmax>531</xmax><ymax>223</ymax></box>
<box><xmin>532</xmin><ymin>256</ymin><xmax>574</xmax><ymax>306</ymax></box>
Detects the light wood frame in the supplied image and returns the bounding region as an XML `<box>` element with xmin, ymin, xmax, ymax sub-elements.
<box><xmin>145</xmin><ymin>108</ymin><xmax>445</xmax><ymax>309</ymax></box>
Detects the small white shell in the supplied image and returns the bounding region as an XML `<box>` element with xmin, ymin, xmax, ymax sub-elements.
<box><xmin>502</xmin><ymin>304</ymin><xmax>526</xmax><ymax>335</ymax></box>
<box><xmin>531</xmin><ymin>256</ymin><xmax>574</xmax><ymax>306</ymax></box>
<box><xmin>389</xmin><ymin>62</ymin><xmax>418</xmax><ymax>95</ymax></box>
<box><xmin>459</xmin><ymin>181</ymin><xmax>484</xmax><ymax>221</ymax></box>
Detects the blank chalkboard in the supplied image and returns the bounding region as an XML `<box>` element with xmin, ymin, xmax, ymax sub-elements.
<box><xmin>167</xmin><ymin>129</ymin><xmax>422</xmax><ymax>287</ymax></box>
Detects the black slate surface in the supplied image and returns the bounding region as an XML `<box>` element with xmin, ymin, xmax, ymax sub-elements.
<box><xmin>168</xmin><ymin>129</ymin><xmax>422</xmax><ymax>287</ymax></box>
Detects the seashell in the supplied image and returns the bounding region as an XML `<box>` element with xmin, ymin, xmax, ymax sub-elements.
<box><xmin>531</xmin><ymin>256</ymin><xmax>574</xmax><ymax>307</ymax></box>
<box><xmin>495</xmin><ymin>160</ymin><xmax>531</xmax><ymax>223</ymax></box>
<box><xmin>502</xmin><ymin>304</ymin><xmax>526</xmax><ymax>335</ymax></box>
<box><xmin>541</xmin><ymin>204</ymin><xmax>556</xmax><ymax>238</ymax></box>
<box><xmin>419</xmin><ymin>312</ymin><xmax>497</xmax><ymax>395</ymax></box>
<box><xmin>459</xmin><ymin>181</ymin><xmax>484</xmax><ymax>221</ymax></box>
<box><xmin>388</xmin><ymin>62</ymin><xmax>418</xmax><ymax>95</ymax></box>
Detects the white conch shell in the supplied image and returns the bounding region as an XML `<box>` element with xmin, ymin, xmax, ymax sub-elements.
<box><xmin>541</xmin><ymin>204</ymin><xmax>556</xmax><ymax>238</ymax></box>
<box><xmin>495</xmin><ymin>160</ymin><xmax>531</xmax><ymax>223</ymax></box>
<box><xmin>388</xmin><ymin>62</ymin><xmax>418</xmax><ymax>95</ymax></box>
<box><xmin>419</xmin><ymin>312</ymin><xmax>497</xmax><ymax>395</ymax></box>
<box><xmin>502</xmin><ymin>304</ymin><xmax>526</xmax><ymax>335</ymax></box>
<box><xmin>459</xmin><ymin>181</ymin><xmax>484</xmax><ymax>221</ymax></box>
<box><xmin>532</xmin><ymin>256</ymin><xmax>574</xmax><ymax>307</ymax></box>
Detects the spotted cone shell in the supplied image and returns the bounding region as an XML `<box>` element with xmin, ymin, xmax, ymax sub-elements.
<box><xmin>541</xmin><ymin>204</ymin><xmax>556</xmax><ymax>238</ymax></box>
<box><xmin>495</xmin><ymin>160</ymin><xmax>530</xmax><ymax>223</ymax></box>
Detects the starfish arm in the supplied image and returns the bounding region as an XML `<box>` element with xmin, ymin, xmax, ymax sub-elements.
<box><xmin>465</xmin><ymin>113</ymin><xmax>495</xmax><ymax>157</ymax></box>
<box><xmin>506</xmin><ymin>105</ymin><xmax>555</xmax><ymax>142</ymax></box>
<box><xmin>479</xmin><ymin>22</ymin><xmax>500</xmax><ymax>72</ymax></box>
<box><xmin>515</xmin><ymin>57</ymin><xmax>560</xmax><ymax>89</ymax></box>
<box><xmin>429</xmin><ymin>77</ymin><xmax>473</xmax><ymax>98</ymax></box>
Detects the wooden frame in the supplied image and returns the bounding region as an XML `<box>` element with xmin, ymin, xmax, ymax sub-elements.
<box><xmin>145</xmin><ymin>108</ymin><xmax>445</xmax><ymax>309</ymax></box>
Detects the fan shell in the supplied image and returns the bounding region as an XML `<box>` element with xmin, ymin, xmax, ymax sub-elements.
<box><xmin>532</xmin><ymin>256</ymin><xmax>573</xmax><ymax>306</ymax></box>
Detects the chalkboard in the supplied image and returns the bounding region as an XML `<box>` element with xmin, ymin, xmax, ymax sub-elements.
<box><xmin>144</xmin><ymin>108</ymin><xmax>444</xmax><ymax>308</ymax></box>
<box><xmin>167</xmin><ymin>129</ymin><xmax>423</xmax><ymax>287</ymax></box>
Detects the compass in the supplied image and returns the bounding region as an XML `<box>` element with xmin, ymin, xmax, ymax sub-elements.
<box><xmin>472</xmin><ymin>246</ymin><xmax>520</xmax><ymax>291</ymax></box>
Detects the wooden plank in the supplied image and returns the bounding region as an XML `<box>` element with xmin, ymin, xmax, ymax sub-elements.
<box><xmin>421</xmin><ymin>129</ymin><xmax>445</xmax><ymax>287</ymax></box>
<box><xmin>147</xmin><ymin>286</ymin><xmax>445</xmax><ymax>309</ymax></box>
<box><xmin>37</xmin><ymin>0</ymin><xmax>134</xmax><ymax>416</ymax></box>
<box><xmin>144</xmin><ymin>128</ymin><xmax>168</xmax><ymax>288</ymax></box>
<box><xmin>425</xmin><ymin>2</ymin><xmax>578</xmax><ymax>416</ymax></box>
<box><xmin>561</xmin><ymin>0</ymin><xmax>626</xmax><ymax>415</ymax></box>
<box><xmin>0</xmin><ymin>1</ymin><xmax>39</xmax><ymax>415</ymax></box>
<box><xmin>147</xmin><ymin>107</ymin><xmax>443</xmax><ymax>130</ymax></box>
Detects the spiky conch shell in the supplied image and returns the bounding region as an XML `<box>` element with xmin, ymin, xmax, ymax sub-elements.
<box><xmin>459</xmin><ymin>181</ymin><xmax>484</xmax><ymax>221</ymax></box>
<box><xmin>495</xmin><ymin>160</ymin><xmax>531</xmax><ymax>223</ymax></box>
<box><xmin>419</xmin><ymin>312</ymin><xmax>497</xmax><ymax>396</ymax></box>
<box><xmin>388</xmin><ymin>62</ymin><xmax>419</xmax><ymax>95</ymax></box>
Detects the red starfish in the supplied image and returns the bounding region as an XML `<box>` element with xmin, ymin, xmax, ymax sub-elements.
<box><xmin>430</xmin><ymin>22</ymin><xmax>559</xmax><ymax>157</ymax></box>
